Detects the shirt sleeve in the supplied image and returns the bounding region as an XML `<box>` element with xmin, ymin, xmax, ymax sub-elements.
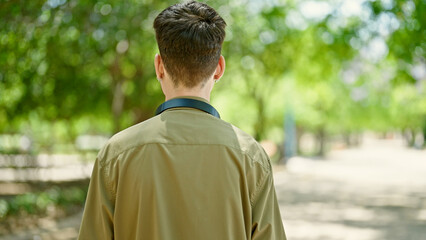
<box><xmin>251</xmin><ymin>167</ymin><xmax>287</xmax><ymax>240</ymax></box>
<box><xmin>78</xmin><ymin>158</ymin><xmax>115</xmax><ymax>240</ymax></box>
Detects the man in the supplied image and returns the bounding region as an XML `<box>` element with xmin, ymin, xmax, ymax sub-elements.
<box><xmin>78</xmin><ymin>1</ymin><xmax>286</xmax><ymax>239</ymax></box>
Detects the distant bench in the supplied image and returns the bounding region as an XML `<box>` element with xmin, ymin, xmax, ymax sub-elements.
<box><xmin>0</xmin><ymin>135</ymin><xmax>108</xmax><ymax>182</ymax></box>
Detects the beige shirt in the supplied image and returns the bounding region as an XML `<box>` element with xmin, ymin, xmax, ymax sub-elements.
<box><xmin>78</xmin><ymin>98</ymin><xmax>286</xmax><ymax>240</ymax></box>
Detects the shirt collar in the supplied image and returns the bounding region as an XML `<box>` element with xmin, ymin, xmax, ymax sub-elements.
<box><xmin>156</xmin><ymin>96</ymin><xmax>220</xmax><ymax>118</ymax></box>
<box><xmin>170</xmin><ymin>96</ymin><xmax>210</xmax><ymax>103</ymax></box>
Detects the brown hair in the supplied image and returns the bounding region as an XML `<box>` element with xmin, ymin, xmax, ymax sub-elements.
<box><xmin>153</xmin><ymin>1</ymin><xmax>226</xmax><ymax>88</ymax></box>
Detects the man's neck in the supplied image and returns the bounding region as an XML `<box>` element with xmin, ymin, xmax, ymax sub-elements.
<box><xmin>164</xmin><ymin>86</ymin><xmax>211</xmax><ymax>102</ymax></box>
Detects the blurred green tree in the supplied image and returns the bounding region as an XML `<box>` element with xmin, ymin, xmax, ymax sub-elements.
<box><xmin>0</xmin><ymin>0</ymin><xmax>424</xmax><ymax>153</ymax></box>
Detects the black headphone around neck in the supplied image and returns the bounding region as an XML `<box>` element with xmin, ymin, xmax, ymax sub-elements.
<box><xmin>155</xmin><ymin>98</ymin><xmax>221</xmax><ymax>119</ymax></box>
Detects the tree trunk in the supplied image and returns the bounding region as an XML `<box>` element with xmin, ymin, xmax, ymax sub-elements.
<box><xmin>112</xmin><ymin>80</ymin><xmax>125</xmax><ymax>133</ymax></box>
<box><xmin>403</xmin><ymin>128</ymin><xmax>416</xmax><ymax>147</ymax></box>
<box><xmin>344</xmin><ymin>132</ymin><xmax>351</xmax><ymax>147</ymax></box>
<box><xmin>296</xmin><ymin>125</ymin><xmax>303</xmax><ymax>154</ymax></box>
<box><xmin>317</xmin><ymin>127</ymin><xmax>326</xmax><ymax>157</ymax></box>
<box><xmin>110</xmin><ymin>55</ymin><xmax>125</xmax><ymax>133</ymax></box>
<box><xmin>253</xmin><ymin>97</ymin><xmax>265</xmax><ymax>141</ymax></box>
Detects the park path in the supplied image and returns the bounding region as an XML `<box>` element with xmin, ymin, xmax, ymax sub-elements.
<box><xmin>2</xmin><ymin>136</ymin><xmax>426</xmax><ymax>240</ymax></box>
<box><xmin>278</xmin><ymin>137</ymin><xmax>426</xmax><ymax>240</ymax></box>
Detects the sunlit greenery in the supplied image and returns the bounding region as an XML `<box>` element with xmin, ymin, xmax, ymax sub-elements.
<box><xmin>1</xmin><ymin>0</ymin><xmax>425</xmax><ymax>154</ymax></box>
<box><xmin>0</xmin><ymin>185</ymin><xmax>88</xmax><ymax>220</ymax></box>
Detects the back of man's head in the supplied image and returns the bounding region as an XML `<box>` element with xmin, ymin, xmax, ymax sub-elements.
<box><xmin>153</xmin><ymin>1</ymin><xmax>226</xmax><ymax>88</ymax></box>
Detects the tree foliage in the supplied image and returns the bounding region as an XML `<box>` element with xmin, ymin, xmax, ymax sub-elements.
<box><xmin>1</xmin><ymin>0</ymin><xmax>425</xmax><ymax>152</ymax></box>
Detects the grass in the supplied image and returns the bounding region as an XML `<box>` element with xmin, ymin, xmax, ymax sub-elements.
<box><xmin>0</xmin><ymin>181</ymin><xmax>89</xmax><ymax>235</ymax></box>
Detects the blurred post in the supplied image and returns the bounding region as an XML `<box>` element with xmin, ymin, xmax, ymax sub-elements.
<box><xmin>283</xmin><ymin>108</ymin><xmax>297</xmax><ymax>164</ymax></box>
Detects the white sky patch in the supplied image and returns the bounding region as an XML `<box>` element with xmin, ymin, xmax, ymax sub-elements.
<box><xmin>92</xmin><ymin>29</ymin><xmax>105</xmax><ymax>41</ymax></box>
<box><xmin>46</xmin><ymin>0</ymin><xmax>67</xmax><ymax>8</ymax></box>
<box><xmin>351</xmin><ymin>86</ymin><xmax>368</xmax><ymax>102</ymax></box>
<box><xmin>402</xmin><ymin>0</ymin><xmax>416</xmax><ymax>17</ymax></box>
<box><xmin>376</xmin><ymin>12</ymin><xmax>400</xmax><ymax>37</ymax></box>
<box><xmin>285</xmin><ymin>10</ymin><xmax>308</xmax><ymax>30</ymax></box>
<box><xmin>326</xmin><ymin>17</ymin><xmax>343</xmax><ymax>32</ymax></box>
<box><xmin>321</xmin><ymin>31</ymin><xmax>334</xmax><ymax>44</ymax></box>
<box><xmin>350</xmin><ymin>37</ymin><xmax>362</xmax><ymax>50</ymax></box>
<box><xmin>259</xmin><ymin>30</ymin><xmax>277</xmax><ymax>45</ymax></box>
<box><xmin>218</xmin><ymin>5</ymin><xmax>233</xmax><ymax>26</ymax></box>
<box><xmin>381</xmin><ymin>0</ymin><xmax>395</xmax><ymax>10</ymax></box>
<box><xmin>411</xmin><ymin>63</ymin><xmax>426</xmax><ymax>82</ymax></box>
<box><xmin>340</xmin><ymin>0</ymin><xmax>366</xmax><ymax>17</ymax></box>
<box><xmin>241</xmin><ymin>55</ymin><xmax>255</xmax><ymax>70</ymax></box>
<box><xmin>358</xmin><ymin>28</ymin><xmax>371</xmax><ymax>42</ymax></box>
<box><xmin>246</xmin><ymin>0</ymin><xmax>264</xmax><ymax>15</ymax></box>
<box><xmin>342</xmin><ymin>69</ymin><xmax>358</xmax><ymax>85</ymax></box>
<box><xmin>299</xmin><ymin>1</ymin><xmax>332</xmax><ymax>21</ymax></box>
<box><xmin>116</xmin><ymin>40</ymin><xmax>129</xmax><ymax>54</ymax></box>
<box><xmin>360</xmin><ymin>37</ymin><xmax>389</xmax><ymax>63</ymax></box>
<box><xmin>225</xmin><ymin>29</ymin><xmax>233</xmax><ymax>42</ymax></box>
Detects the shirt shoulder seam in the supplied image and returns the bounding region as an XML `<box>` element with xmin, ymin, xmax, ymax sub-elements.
<box><xmin>100</xmin><ymin>141</ymin><xmax>265</xmax><ymax>166</ymax></box>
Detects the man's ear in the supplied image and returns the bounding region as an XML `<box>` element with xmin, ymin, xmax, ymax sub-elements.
<box><xmin>154</xmin><ymin>54</ymin><xmax>164</xmax><ymax>81</ymax></box>
<box><xmin>213</xmin><ymin>55</ymin><xmax>226</xmax><ymax>82</ymax></box>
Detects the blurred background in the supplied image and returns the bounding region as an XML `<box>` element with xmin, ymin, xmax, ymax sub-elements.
<box><xmin>0</xmin><ymin>0</ymin><xmax>425</xmax><ymax>239</ymax></box>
